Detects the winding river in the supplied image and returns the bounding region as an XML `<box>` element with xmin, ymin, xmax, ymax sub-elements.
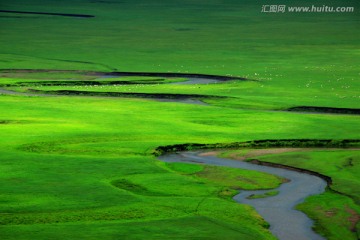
<box><xmin>159</xmin><ymin>151</ymin><xmax>327</xmax><ymax>240</ymax></box>
<box><xmin>2</xmin><ymin>70</ymin><xmax>354</xmax><ymax>239</ymax></box>
<box><xmin>0</xmin><ymin>74</ymin><xmax>233</xmax><ymax>104</ymax></box>
<box><xmin>2</xmin><ymin>71</ymin><xmax>359</xmax><ymax>115</ymax></box>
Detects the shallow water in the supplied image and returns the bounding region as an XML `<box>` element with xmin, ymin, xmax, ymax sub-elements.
<box><xmin>170</xmin><ymin>77</ymin><xmax>222</xmax><ymax>85</ymax></box>
<box><xmin>159</xmin><ymin>151</ymin><xmax>327</xmax><ymax>240</ymax></box>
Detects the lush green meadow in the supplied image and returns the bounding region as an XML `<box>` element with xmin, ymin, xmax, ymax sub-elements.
<box><xmin>0</xmin><ymin>91</ymin><xmax>359</xmax><ymax>239</ymax></box>
<box><xmin>0</xmin><ymin>0</ymin><xmax>359</xmax><ymax>239</ymax></box>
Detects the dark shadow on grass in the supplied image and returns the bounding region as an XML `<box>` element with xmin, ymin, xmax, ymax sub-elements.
<box><xmin>103</xmin><ymin>71</ymin><xmax>246</xmax><ymax>82</ymax></box>
<box><xmin>0</xmin><ymin>120</ymin><xmax>13</xmax><ymax>124</ymax></box>
<box><xmin>0</xmin><ymin>69</ymin><xmax>248</xmax><ymax>82</ymax></box>
<box><xmin>27</xmin><ymin>89</ymin><xmax>226</xmax><ymax>101</ymax></box>
<box><xmin>89</xmin><ymin>0</ymin><xmax>124</xmax><ymax>4</ymax></box>
<box><xmin>154</xmin><ymin>139</ymin><xmax>360</xmax><ymax>156</ymax></box>
<box><xmin>287</xmin><ymin>106</ymin><xmax>360</xmax><ymax>115</ymax></box>
<box><xmin>0</xmin><ymin>79</ymin><xmax>170</xmax><ymax>87</ymax></box>
<box><xmin>0</xmin><ymin>16</ymin><xmax>40</xmax><ymax>19</ymax></box>
<box><xmin>0</xmin><ymin>120</ymin><xmax>31</xmax><ymax>124</ymax></box>
<box><xmin>111</xmin><ymin>179</ymin><xmax>169</xmax><ymax>196</ymax></box>
<box><xmin>0</xmin><ymin>10</ymin><xmax>94</xmax><ymax>18</ymax></box>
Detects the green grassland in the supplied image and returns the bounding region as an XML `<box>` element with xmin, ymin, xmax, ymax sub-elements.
<box><xmin>1</xmin><ymin>0</ymin><xmax>359</xmax><ymax>239</ymax></box>
<box><xmin>0</xmin><ymin>93</ymin><xmax>359</xmax><ymax>239</ymax></box>
<box><xmin>19</xmin><ymin>77</ymin><xmax>359</xmax><ymax>110</ymax></box>
<box><xmin>162</xmin><ymin>162</ymin><xmax>284</xmax><ymax>199</ymax></box>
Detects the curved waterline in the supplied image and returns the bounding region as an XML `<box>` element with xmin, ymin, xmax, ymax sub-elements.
<box><xmin>1</xmin><ymin>69</ymin><xmax>359</xmax><ymax>114</ymax></box>
<box><xmin>158</xmin><ymin>151</ymin><xmax>327</xmax><ymax>240</ymax></box>
<box><xmin>0</xmin><ymin>69</ymin><xmax>247</xmax><ymax>83</ymax></box>
<box><xmin>100</xmin><ymin>71</ymin><xmax>246</xmax><ymax>83</ymax></box>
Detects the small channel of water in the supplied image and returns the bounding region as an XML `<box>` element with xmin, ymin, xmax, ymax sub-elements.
<box><xmin>159</xmin><ymin>151</ymin><xmax>327</xmax><ymax>240</ymax></box>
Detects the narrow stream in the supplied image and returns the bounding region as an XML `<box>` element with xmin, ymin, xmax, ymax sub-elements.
<box><xmin>100</xmin><ymin>75</ymin><xmax>229</xmax><ymax>85</ymax></box>
<box><xmin>158</xmin><ymin>151</ymin><xmax>327</xmax><ymax>240</ymax></box>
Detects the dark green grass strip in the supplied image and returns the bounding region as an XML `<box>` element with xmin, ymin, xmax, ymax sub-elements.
<box><xmin>154</xmin><ymin>139</ymin><xmax>360</xmax><ymax>156</ymax></box>
<box><xmin>288</xmin><ymin>106</ymin><xmax>360</xmax><ymax>115</ymax></box>
<box><xmin>0</xmin><ymin>79</ymin><xmax>169</xmax><ymax>87</ymax></box>
<box><xmin>27</xmin><ymin>89</ymin><xmax>225</xmax><ymax>100</ymax></box>
<box><xmin>104</xmin><ymin>71</ymin><xmax>247</xmax><ymax>81</ymax></box>
<box><xmin>0</xmin><ymin>69</ymin><xmax>247</xmax><ymax>81</ymax></box>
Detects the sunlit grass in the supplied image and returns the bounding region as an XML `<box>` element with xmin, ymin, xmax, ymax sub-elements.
<box><xmin>0</xmin><ymin>0</ymin><xmax>359</xmax><ymax>239</ymax></box>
